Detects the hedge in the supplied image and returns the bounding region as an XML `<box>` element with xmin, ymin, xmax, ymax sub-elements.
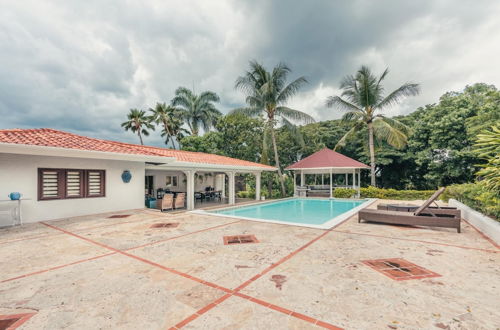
<box><xmin>442</xmin><ymin>183</ymin><xmax>499</xmax><ymax>221</ymax></box>
<box><xmin>359</xmin><ymin>186</ymin><xmax>435</xmax><ymax>200</ymax></box>
<box><xmin>332</xmin><ymin>186</ymin><xmax>435</xmax><ymax>199</ymax></box>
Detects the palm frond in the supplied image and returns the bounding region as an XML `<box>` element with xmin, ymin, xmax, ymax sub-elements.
<box><xmin>325</xmin><ymin>96</ymin><xmax>363</xmax><ymax>112</ymax></box>
<box><xmin>334</xmin><ymin>122</ymin><xmax>364</xmax><ymax>150</ymax></box>
<box><xmin>341</xmin><ymin>111</ymin><xmax>364</xmax><ymax>122</ymax></box>
<box><xmin>375</xmin><ymin>83</ymin><xmax>420</xmax><ymax>109</ymax></box>
<box><xmin>275</xmin><ymin>106</ymin><xmax>315</xmax><ymax>124</ymax></box>
<box><xmin>281</xmin><ymin>117</ymin><xmax>305</xmax><ymax>147</ymax></box>
<box><xmin>277</xmin><ymin>76</ymin><xmax>308</xmax><ymax>104</ymax></box>
<box><xmin>230</xmin><ymin>107</ymin><xmax>263</xmax><ymax>117</ymax></box>
<box><xmin>377</xmin><ymin>116</ymin><xmax>412</xmax><ymax>136</ymax></box>
<box><xmin>372</xmin><ymin>118</ymin><xmax>408</xmax><ymax>149</ymax></box>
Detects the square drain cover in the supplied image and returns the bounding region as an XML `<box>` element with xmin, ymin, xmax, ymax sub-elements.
<box><xmin>107</xmin><ymin>214</ymin><xmax>131</xmax><ymax>219</ymax></box>
<box><xmin>150</xmin><ymin>222</ymin><xmax>179</xmax><ymax>229</ymax></box>
<box><xmin>223</xmin><ymin>235</ymin><xmax>259</xmax><ymax>245</ymax></box>
<box><xmin>362</xmin><ymin>258</ymin><xmax>441</xmax><ymax>281</ymax></box>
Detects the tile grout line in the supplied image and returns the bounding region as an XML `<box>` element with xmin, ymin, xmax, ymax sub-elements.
<box><xmin>2</xmin><ymin>219</ymin><xmax>240</xmax><ymax>284</ymax></box>
<box><xmin>41</xmin><ymin>220</ymin><xmax>347</xmax><ymax>329</ymax></box>
<box><xmin>0</xmin><ymin>212</ymin><xmax>177</xmax><ymax>247</ymax></box>
<box><xmin>41</xmin><ymin>220</ymin><xmax>341</xmax><ymax>329</ymax></box>
<box><xmin>124</xmin><ymin>220</ymin><xmax>242</xmax><ymax>251</ymax></box>
<box><xmin>1</xmin><ymin>252</ymin><xmax>117</xmax><ymax>283</ymax></box>
<box><xmin>461</xmin><ymin>218</ymin><xmax>500</xmax><ymax>250</ymax></box>
<box><xmin>39</xmin><ymin>222</ymin><xmax>234</xmax><ymax>293</ymax></box>
<box><xmin>331</xmin><ymin>229</ymin><xmax>499</xmax><ymax>253</ymax></box>
<box><xmin>171</xmin><ymin>221</ymin><xmax>347</xmax><ymax>329</ymax></box>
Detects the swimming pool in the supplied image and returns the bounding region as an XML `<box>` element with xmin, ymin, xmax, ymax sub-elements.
<box><xmin>200</xmin><ymin>198</ymin><xmax>374</xmax><ymax>229</ymax></box>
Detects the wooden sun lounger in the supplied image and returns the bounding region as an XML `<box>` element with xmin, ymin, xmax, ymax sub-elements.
<box><xmin>358</xmin><ymin>187</ymin><xmax>461</xmax><ymax>233</ymax></box>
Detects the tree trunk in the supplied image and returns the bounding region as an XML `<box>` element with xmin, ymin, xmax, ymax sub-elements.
<box><xmin>367</xmin><ymin>122</ymin><xmax>376</xmax><ymax>186</ymax></box>
<box><xmin>267</xmin><ymin>176</ymin><xmax>273</xmax><ymax>198</ymax></box>
<box><xmin>138</xmin><ymin>130</ymin><xmax>144</xmax><ymax>145</ymax></box>
<box><xmin>270</xmin><ymin>126</ymin><xmax>286</xmax><ymax>196</ymax></box>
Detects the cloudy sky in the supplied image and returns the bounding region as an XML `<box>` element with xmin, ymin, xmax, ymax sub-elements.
<box><xmin>1</xmin><ymin>0</ymin><xmax>499</xmax><ymax>146</ymax></box>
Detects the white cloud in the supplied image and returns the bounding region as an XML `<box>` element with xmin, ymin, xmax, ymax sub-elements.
<box><xmin>0</xmin><ymin>0</ymin><xmax>499</xmax><ymax>146</ymax></box>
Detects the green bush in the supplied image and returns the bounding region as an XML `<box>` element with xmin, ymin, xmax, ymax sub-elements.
<box><xmin>359</xmin><ymin>186</ymin><xmax>435</xmax><ymax>200</ymax></box>
<box><xmin>237</xmin><ymin>190</ymin><xmax>256</xmax><ymax>199</ymax></box>
<box><xmin>236</xmin><ymin>191</ymin><xmax>249</xmax><ymax>198</ymax></box>
<box><xmin>443</xmin><ymin>183</ymin><xmax>499</xmax><ymax>221</ymax></box>
<box><xmin>333</xmin><ymin>188</ymin><xmax>356</xmax><ymax>198</ymax></box>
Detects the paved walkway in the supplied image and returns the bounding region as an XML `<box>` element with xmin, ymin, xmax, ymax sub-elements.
<box><xmin>0</xmin><ymin>200</ymin><xmax>498</xmax><ymax>329</ymax></box>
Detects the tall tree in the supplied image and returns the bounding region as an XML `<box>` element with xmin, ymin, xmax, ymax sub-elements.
<box><xmin>326</xmin><ymin>66</ymin><xmax>420</xmax><ymax>186</ymax></box>
<box><xmin>232</xmin><ymin>60</ymin><xmax>314</xmax><ymax>196</ymax></box>
<box><xmin>171</xmin><ymin>87</ymin><xmax>222</xmax><ymax>136</ymax></box>
<box><xmin>121</xmin><ymin>108</ymin><xmax>155</xmax><ymax>145</ymax></box>
<box><xmin>149</xmin><ymin>102</ymin><xmax>187</xmax><ymax>149</ymax></box>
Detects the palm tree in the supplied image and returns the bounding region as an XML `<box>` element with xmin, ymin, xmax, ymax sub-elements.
<box><xmin>161</xmin><ymin>117</ymin><xmax>190</xmax><ymax>149</ymax></box>
<box><xmin>149</xmin><ymin>102</ymin><xmax>182</xmax><ymax>148</ymax></box>
<box><xmin>475</xmin><ymin>125</ymin><xmax>500</xmax><ymax>192</ymax></box>
<box><xmin>326</xmin><ymin>66</ymin><xmax>420</xmax><ymax>186</ymax></box>
<box><xmin>171</xmin><ymin>87</ymin><xmax>222</xmax><ymax>136</ymax></box>
<box><xmin>232</xmin><ymin>61</ymin><xmax>315</xmax><ymax>196</ymax></box>
<box><xmin>121</xmin><ymin>108</ymin><xmax>155</xmax><ymax>145</ymax></box>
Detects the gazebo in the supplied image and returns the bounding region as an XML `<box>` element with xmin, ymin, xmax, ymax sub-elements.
<box><xmin>285</xmin><ymin>147</ymin><xmax>370</xmax><ymax>198</ymax></box>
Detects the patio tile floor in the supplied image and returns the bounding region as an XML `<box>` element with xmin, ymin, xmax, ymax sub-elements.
<box><xmin>0</xmin><ymin>199</ymin><xmax>498</xmax><ymax>329</ymax></box>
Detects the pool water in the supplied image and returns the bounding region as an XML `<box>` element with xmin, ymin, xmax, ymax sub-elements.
<box><xmin>210</xmin><ymin>198</ymin><xmax>367</xmax><ymax>226</ymax></box>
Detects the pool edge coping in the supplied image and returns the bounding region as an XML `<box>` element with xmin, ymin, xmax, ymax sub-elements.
<box><xmin>190</xmin><ymin>198</ymin><xmax>378</xmax><ymax>230</ymax></box>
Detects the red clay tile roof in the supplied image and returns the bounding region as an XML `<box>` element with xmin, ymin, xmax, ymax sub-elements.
<box><xmin>0</xmin><ymin>128</ymin><xmax>275</xmax><ymax>169</ymax></box>
<box><xmin>285</xmin><ymin>147</ymin><xmax>369</xmax><ymax>169</ymax></box>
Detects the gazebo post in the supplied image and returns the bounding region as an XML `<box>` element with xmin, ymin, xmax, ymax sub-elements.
<box><xmin>293</xmin><ymin>172</ymin><xmax>297</xmax><ymax>197</ymax></box>
<box><xmin>300</xmin><ymin>170</ymin><xmax>305</xmax><ymax>187</ymax></box>
<box><xmin>329</xmin><ymin>168</ymin><xmax>333</xmax><ymax>198</ymax></box>
<box><xmin>352</xmin><ymin>169</ymin><xmax>356</xmax><ymax>190</ymax></box>
<box><xmin>357</xmin><ymin>169</ymin><xmax>361</xmax><ymax>197</ymax></box>
<box><xmin>345</xmin><ymin>173</ymin><xmax>348</xmax><ymax>187</ymax></box>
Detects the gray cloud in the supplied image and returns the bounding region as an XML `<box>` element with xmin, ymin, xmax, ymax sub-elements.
<box><xmin>1</xmin><ymin>0</ymin><xmax>499</xmax><ymax>146</ymax></box>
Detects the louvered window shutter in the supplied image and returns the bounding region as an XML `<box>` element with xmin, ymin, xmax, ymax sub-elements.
<box><xmin>65</xmin><ymin>170</ymin><xmax>84</xmax><ymax>198</ymax></box>
<box><xmin>38</xmin><ymin>169</ymin><xmax>63</xmax><ymax>200</ymax></box>
<box><xmin>86</xmin><ymin>170</ymin><xmax>105</xmax><ymax>197</ymax></box>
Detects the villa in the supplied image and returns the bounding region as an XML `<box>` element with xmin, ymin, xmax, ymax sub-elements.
<box><xmin>0</xmin><ymin>128</ymin><xmax>499</xmax><ymax>329</ymax></box>
<box><xmin>0</xmin><ymin>128</ymin><xmax>275</xmax><ymax>225</ymax></box>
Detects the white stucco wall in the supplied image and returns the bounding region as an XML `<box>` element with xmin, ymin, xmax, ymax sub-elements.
<box><xmin>0</xmin><ymin>153</ymin><xmax>145</xmax><ymax>224</ymax></box>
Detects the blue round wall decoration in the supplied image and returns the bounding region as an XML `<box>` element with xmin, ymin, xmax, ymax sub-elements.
<box><xmin>121</xmin><ymin>170</ymin><xmax>132</xmax><ymax>183</ymax></box>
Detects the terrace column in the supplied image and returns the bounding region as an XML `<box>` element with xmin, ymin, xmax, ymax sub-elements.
<box><xmin>255</xmin><ymin>172</ymin><xmax>261</xmax><ymax>201</ymax></box>
<box><xmin>221</xmin><ymin>174</ymin><xmax>226</xmax><ymax>198</ymax></box>
<box><xmin>352</xmin><ymin>169</ymin><xmax>356</xmax><ymax>190</ymax></box>
<box><xmin>345</xmin><ymin>173</ymin><xmax>348</xmax><ymax>187</ymax></box>
<box><xmin>300</xmin><ymin>171</ymin><xmax>305</xmax><ymax>186</ymax></box>
<box><xmin>227</xmin><ymin>171</ymin><xmax>235</xmax><ymax>205</ymax></box>
<box><xmin>329</xmin><ymin>169</ymin><xmax>333</xmax><ymax>198</ymax></box>
<box><xmin>184</xmin><ymin>170</ymin><xmax>195</xmax><ymax>210</ymax></box>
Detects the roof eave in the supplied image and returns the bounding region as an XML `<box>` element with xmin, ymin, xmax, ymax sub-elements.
<box><xmin>146</xmin><ymin>161</ymin><xmax>276</xmax><ymax>172</ymax></box>
<box><xmin>0</xmin><ymin>143</ymin><xmax>176</xmax><ymax>163</ymax></box>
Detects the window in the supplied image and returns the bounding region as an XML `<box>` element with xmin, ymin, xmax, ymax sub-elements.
<box><xmin>165</xmin><ymin>175</ymin><xmax>178</xmax><ymax>187</ymax></box>
<box><xmin>38</xmin><ymin>168</ymin><xmax>105</xmax><ymax>201</ymax></box>
<box><xmin>86</xmin><ymin>170</ymin><xmax>105</xmax><ymax>197</ymax></box>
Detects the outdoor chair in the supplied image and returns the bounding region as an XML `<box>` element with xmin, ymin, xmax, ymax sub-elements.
<box><xmin>175</xmin><ymin>193</ymin><xmax>186</xmax><ymax>209</ymax></box>
<box><xmin>159</xmin><ymin>193</ymin><xmax>174</xmax><ymax>212</ymax></box>
<box><xmin>358</xmin><ymin>187</ymin><xmax>461</xmax><ymax>232</ymax></box>
<box><xmin>194</xmin><ymin>192</ymin><xmax>204</xmax><ymax>203</ymax></box>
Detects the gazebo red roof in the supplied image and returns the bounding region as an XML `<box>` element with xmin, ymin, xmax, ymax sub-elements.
<box><xmin>285</xmin><ymin>147</ymin><xmax>369</xmax><ymax>170</ymax></box>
